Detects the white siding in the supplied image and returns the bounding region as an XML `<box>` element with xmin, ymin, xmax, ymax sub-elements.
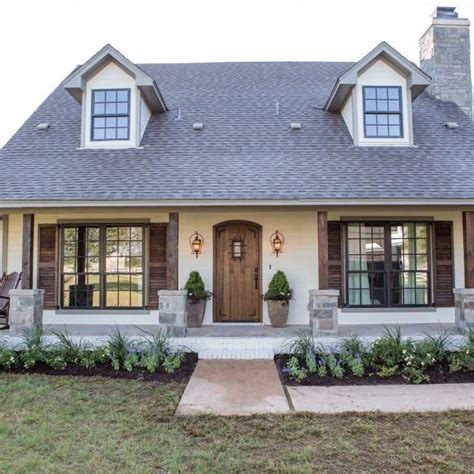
<box><xmin>355</xmin><ymin>58</ymin><xmax>412</xmax><ymax>146</ymax></box>
<box><xmin>140</xmin><ymin>94</ymin><xmax>152</xmax><ymax>140</ymax></box>
<box><xmin>83</xmin><ymin>61</ymin><xmax>139</xmax><ymax>149</ymax></box>
<box><xmin>341</xmin><ymin>93</ymin><xmax>354</xmax><ymax>138</ymax></box>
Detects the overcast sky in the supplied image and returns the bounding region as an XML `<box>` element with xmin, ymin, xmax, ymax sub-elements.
<box><xmin>1</xmin><ymin>0</ymin><xmax>472</xmax><ymax>147</ymax></box>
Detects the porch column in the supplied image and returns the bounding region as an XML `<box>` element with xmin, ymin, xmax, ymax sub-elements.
<box><xmin>463</xmin><ymin>211</ymin><xmax>474</xmax><ymax>288</ymax></box>
<box><xmin>21</xmin><ymin>214</ymin><xmax>34</xmax><ymax>289</ymax></box>
<box><xmin>318</xmin><ymin>211</ymin><xmax>329</xmax><ymax>289</ymax></box>
<box><xmin>453</xmin><ymin>289</ymin><xmax>474</xmax><ymax>332</ymax></box>
<box><xmin>166</xmin><ymin>212</ymin><xmax>179</xmax><ymax>290</ymax></box>
<box><xmin>9</xmin><ymin>289</ymin><xmax>44</xmax><ymax>333</ymax></box>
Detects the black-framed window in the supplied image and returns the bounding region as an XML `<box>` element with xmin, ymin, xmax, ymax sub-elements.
<box><xmin>363</xmin><ymin>86</ymin><xmax>403</xmax><ymax>138</ymax></box>
<box><xmin>61</xmin><ymin>224</ymin><xmax>144</xmax><ymax>309</ymax></box>
<box><xmin>91</xmin><ymin>89</ymin><xmax>130</xmax><ymax>141</ymax></box>
<box><xmin>346</xmin><ymin>222</ymin><xmax>430</xmax><ymax>307</ymax></box>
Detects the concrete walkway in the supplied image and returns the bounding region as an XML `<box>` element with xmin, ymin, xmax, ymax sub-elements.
<box><xmin>288</xmin><ymin>384</ymin><xmax>474</xmax><ymax>414</ymax></box>
<box><xmin>176</xmin><ymin>360</ymin><xmax>290</xmax><ymax>416</ymax></box>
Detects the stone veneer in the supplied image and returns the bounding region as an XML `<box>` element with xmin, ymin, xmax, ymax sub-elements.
<box><xmin>308</xmin><ymin>289</ymin><xmax>339</xmax><ymax>336</ymax></box>
<box><xmin>158</xmin><ymin>290</ymin><xmax>188</xmax><ymax>337</ymax></box>
<box><xmin>453</xmin><ymin>288</ymin><xmax>474</xmax><ymax>332</ymax></box>
<box><xmin>419</xmin><ymin>11</ymin><xmax>472</xmax><ymax>117</ymax></box>
<box><xmin>9</xmin><ymin>289</ymin><xmax>44</xmax><ymax>333</ymax></box>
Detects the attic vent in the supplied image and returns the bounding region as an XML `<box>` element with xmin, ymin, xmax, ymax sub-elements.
<box><xmin>36</xmin><ymin>123</ymin><xmax>50</xmax><ymax>130</ymax></box>
<box><xmin>193</xmin><ymin>123</ymin><xmax>204</xmax><ymax>131</ymax></box>
<box><xmin>445</xmin><ymin>122</ymin><xmax>459</xmax><ymax>129</ymax></box>
<box><xmin>290</xmin><ymin>122</ymin><xmax>301</xmax><ymax>131</ymax></box>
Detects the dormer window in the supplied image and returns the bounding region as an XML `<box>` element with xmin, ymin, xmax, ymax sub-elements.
<box><xmin>363</xmin><ymin>86</ymin><xmax>402</xmax><ymax>138</ymax></box>
<box><xmin>91</xmin><ymin>89</ymin><xmax>130</xmax><ymax>141</ymax></box>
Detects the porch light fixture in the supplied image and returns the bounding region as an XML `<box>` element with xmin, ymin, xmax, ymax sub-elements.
<box><xmin>189</xmin><ymin>231</ymin><xmax>203</xmax><ymax>258</ymax></box>
<box><xmin>270</xmin><ymin>230</ymin><xmax>284</xmax><ymax>257</ymax></box>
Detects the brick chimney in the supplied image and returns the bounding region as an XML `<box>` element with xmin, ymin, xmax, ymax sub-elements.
<box><xmin>419</xmin><ymin>6</ymin><xmax>472</xmax><ymax>117</ymax></box>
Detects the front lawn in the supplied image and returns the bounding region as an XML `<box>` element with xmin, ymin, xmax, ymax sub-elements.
<box><xmin>0</xmin><ymin>374</ymin><xmax>473</xmax><ymax>472</ymax></box>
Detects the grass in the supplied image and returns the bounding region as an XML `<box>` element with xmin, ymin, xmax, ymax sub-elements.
<box><xmin>0</xmin><ymin>374</ymin><xmax>473</xmax><ymax>472</ymax></box>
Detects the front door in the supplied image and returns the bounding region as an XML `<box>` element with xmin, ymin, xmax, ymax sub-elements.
<box><xmin>214</xmin><ymin>221</ymin><xmax>262</xmax><ymax>322</ymax></box>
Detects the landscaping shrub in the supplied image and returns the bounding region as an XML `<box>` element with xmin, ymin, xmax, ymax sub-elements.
<box><xmin>184</xmin><ymin>271</ymin><xmax>212</xmax><ymax>302</ymax></box>
<box><xmin>263</xmin><ymin>270</ymin><xmax>293</xmax><ymax>301</ymax></box>
<box><xmin>283</xmin><ymin>326</ymin><xmax>474</xmax><ymax>384</ymax></box>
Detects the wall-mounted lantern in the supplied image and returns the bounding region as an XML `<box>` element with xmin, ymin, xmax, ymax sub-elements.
<box><xmin>270</xmin><ymin>230</ymin><xmax>284</xmax><ymax>257</ymax></box>
<box><xmin>189</xmin><ymin>231</ymin><xmax>203</xmax><ymax>258</ymax></box>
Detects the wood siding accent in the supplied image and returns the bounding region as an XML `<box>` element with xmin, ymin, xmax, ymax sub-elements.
<box><xmin>38</xmin><ymin>225</ymin><xmax>58</xmax><ymax>309</ymax></box>
<box><xmin>148</xmin><ymin>223</ymin><xmax>168</xmax><ymax>309</ymax></box>
<box><xmin>318</xmin><ymin>211</ymin><xmax>329</xmax><ymax>290</ymax></box>
<box><xmin>328</xmin><ymin>221</ymin><xmax>344</xmax><ymax>307</ymax></box>
<box><xmin>433</xmin><ymin>221</ymin><xmax>454</xmax><ymax>307</ymax></box>
<box><xmin>166</xmin><ymin>212</ymin><xmax>179</xmax><ymax>290</ymax></box>
<box><xmin>21</xmin><ymin>214</ymin><xmax>34</xmax><ymax>289</ymax></box>
<box><xmin>463</xmin><ymin>211</ymin><xmax>474</xmax><ymax>288</ymax></box>
<box><xmin>214</xmin><ymin>221</ymin><xmax>262</xmax><ymax>322</ymax></box>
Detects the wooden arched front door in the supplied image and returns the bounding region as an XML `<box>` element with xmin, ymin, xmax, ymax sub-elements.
<box><xmin>213</xmin><ymin>221</ymin><xmax>262</xmax><ymax>322</ymax></box>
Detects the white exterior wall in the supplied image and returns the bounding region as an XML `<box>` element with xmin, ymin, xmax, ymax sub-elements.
<box><xmin>82</xmin><ymin>61</ymin><xmax>140</xmax><ymax>149</ymax></box>
<box><xmin>139</xmin><ymin>95</ymin><xmax>152</xmax><ymax>140</ymax></box>
<box><xmin>179</xmin><ymin>208</ymin><xmax>318</xmax><ymax>325</ymax></box>
<box><xmin>2</xmin><ymin>206</ymin><xmax>466</xmax><ymax>326</ymax></box>
<box><xmin>341</xmin><ymin>92</ymin><xmax>354</xmax><ymax>138</ymax></box>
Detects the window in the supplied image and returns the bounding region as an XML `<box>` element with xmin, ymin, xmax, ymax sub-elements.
<box><xmin>346</xmin><ymin>222</ymin><xmax>430</xmax><ymax>307</ymax></box>
<box><xmin>363</xmin><ymin>86</ymin><xmax>402</xmax><ymax>138</ymax></box>
<box><xmin>61</xmin><ymin>224</ymin><xmax>144</xmax><ymax>309</ymax></box>
<box><xmin>91</xmin><ymin>89</ymin><xmax>130</xmax><ymax>141</ymax></box>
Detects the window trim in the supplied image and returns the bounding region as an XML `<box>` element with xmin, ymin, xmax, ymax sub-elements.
<box><xmin>344</xmin><ymin>221</ymin><xmax>432</xmax><ymax>308</ymax></box>
<box><xmin>90</xmin><ymin>88</ymin><xmax>131</xmax><ymax>142</ymax></box>
<box><xmin>362</xmin><ymin>86</ymin><xmax>404</xmax><ymax>139</ymax></box>
<box><xmin>59</xmin><ymin>223</ymin><xmax>147</xmax><ymax>310</ymax></box>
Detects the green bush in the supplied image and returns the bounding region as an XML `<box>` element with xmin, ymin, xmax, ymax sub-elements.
<box><xmin>263</xmin><ymin>270</ymin><xmax>293</xmax><ymax>301</ymax></box>
<box><xmin>448</xmin><ymin>331</ymin><xmax>474</xmax><ymax>372</ymax></box>
<box><xmin>0</xmin><ymin>345</ymin><xmax>17</xmax><ymax>370</ymax></box>
<box><xmin>184</xmin><ymin>271</ymin><xmax>212</xmax><ymax>302</ymax></box>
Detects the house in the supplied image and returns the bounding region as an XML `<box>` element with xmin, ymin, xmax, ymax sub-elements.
<box><xmin>0</xmin><ymin>6</ymin><xmax>473</xmax><ymax>335</ymax></box>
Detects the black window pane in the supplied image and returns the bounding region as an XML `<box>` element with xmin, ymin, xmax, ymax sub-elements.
<box><xmin>363</xmin><ymin>86</ymin><xmax>402</xmax><ymax>138</ymax></box>
<box><xmin>91</xmin><ymin>89</ymin><xmax>129</xmax><ymax>141</ymax></box>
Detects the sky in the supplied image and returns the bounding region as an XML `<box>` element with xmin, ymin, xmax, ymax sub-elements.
<box><xmin>0</xmin><ymin>0</ymin><xmax>472</xmax><ymax>147</ymax></box>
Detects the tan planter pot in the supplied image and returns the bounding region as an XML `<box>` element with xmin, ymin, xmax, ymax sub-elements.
<box><xmin>267</xmin><ymin>300</ymin><xmax>289</xmax><ymax>328</ymax></box>
<box><xmin>187</xmin><ymin>299</ymin><xmax>206</xmax><ymax>328</ymax></box>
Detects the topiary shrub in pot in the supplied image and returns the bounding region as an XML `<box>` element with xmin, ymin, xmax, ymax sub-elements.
<box><xmin>184</xmin><ymin>271</ymin><xmax>212</xmax><ymax>328</ymax></box>
<box><xmin>263</xmin><ymin>270</ymin><xmax>293</xmax><ymax>328</ymax></box>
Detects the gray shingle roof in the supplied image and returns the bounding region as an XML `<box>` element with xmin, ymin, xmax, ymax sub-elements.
<box><xmin>1</xmin><ymin>61</ymin><xmax>474</xmax><ymax>202</ymax></box>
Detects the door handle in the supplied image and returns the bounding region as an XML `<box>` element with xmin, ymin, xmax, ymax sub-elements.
<box><xmin>254</xmin><ymin>267</ymin><xmax>259</xmax><ymax>290</ymax></box>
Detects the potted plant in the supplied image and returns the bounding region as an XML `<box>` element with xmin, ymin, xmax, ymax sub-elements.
<box><xmin>263</xmin><ymin>270</ymin><xmax>293</xmax><ymax>327</ymax></box>
<box><xmin>184</xmin><ymin>271</ymin><xmax>212</xmax><ymax>328</ymax></box>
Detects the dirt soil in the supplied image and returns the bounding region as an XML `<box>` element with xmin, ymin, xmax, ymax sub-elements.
<box><xmin>6</xmin><ymin>353</ymin><xmax>198</xmax><ymax>384</ymax></box>
<box><xmin>275</xmin><ymin>354</ymin><xmax>474</xmax><ymax>386</ymax></box>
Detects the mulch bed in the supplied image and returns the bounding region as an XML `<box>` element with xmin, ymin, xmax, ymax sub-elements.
<box><xmin>5</xmin><ymin>353</ymin><xmax>198</xmax><ymax>385</ymax></box>
<box><xmin>275</xmin><ymin>354</ymin><xmax>474</xmax><ymax>386</ymax></box>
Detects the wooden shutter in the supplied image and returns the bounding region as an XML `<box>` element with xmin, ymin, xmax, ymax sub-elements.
<box><xmin>433</xmin><ymin>221</ymin><xmax>454</xmax><ymax>307</ymax></box>
<box><xmin>148</xmin><ymin>223</ymin><xmax>168</xmax><ymax>309</ymax></box>
<box><xmin>38</xmin><ymin>225</ymin><xmax>58</xmax><ymax>309</ymax></box>
<box><xmin>328</xmin><ymin>221</ymin><xmax>344</xmax><ymax>307</ymax></box>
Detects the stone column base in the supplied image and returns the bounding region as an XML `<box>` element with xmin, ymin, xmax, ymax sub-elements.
<box><xmin>9</xmin><ymin>289</ymin><xmax>44</xmax><ymax>333</ymax></box>
<box><xmin>308</xmin><ymin>289</ymin><xmax>339</xmax><ymax>336</ymax></box>
<box><xmin>158</xmin><ymin>290</ymin><xmax>188</xmax><ymax>337</ymax></box>
<box><xmin>453</xmin><ymin>288</ymin><xmax>474</xmax><ymax>332</ymax></box>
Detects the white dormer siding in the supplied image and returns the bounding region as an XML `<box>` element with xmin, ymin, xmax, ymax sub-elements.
<box><xmin>81</xmin><ymin>61</ymin><xmax>152</xmax><ymax>149</ymax></box>
<box><xmin>355</xmin><ymin>59</ymin><xmax>412</xmax><ymax>146</ymax></box>
<box><xmin>341</xmin><ymin>92</ymin><xmax>354</xmax><ymax>139</ymax></box>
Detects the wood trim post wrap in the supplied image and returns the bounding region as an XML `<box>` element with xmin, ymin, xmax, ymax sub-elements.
<box><xmin>463</xmin><ymin>211</ymin><xmax>474</xmax><ymax>288</ymax></box>
<box><xmin>166</xmin><ymin>212</ymin><xmax>179</xmax><ymax>290</ymax></box>
<box><xmin>148</xmin><ymin>223</ymin><xmax>168</xmax><ymax>309</ymax></box>
<box><xmin>433</xmin><ymin>221</ymin><xmax>455</xmax><ymax>307</ymax></box>
<box><xmin>328</xmin><ymin>221</ymin><xmax>344</xmax><ymax>307</ymax></box>
<box><xmin>318</xmin><ymin>211</ymin><xmax>329</xmax><ymax>290</ymax></box>
<box><xmin>38</xmin><ymin>224</ymin><xmax>58</xmax><ymax>309</ymax></box>
<box><xmin>21</xmin><ymin>214</ymin><xmax>34</xmax><ymax>289</ymax></box>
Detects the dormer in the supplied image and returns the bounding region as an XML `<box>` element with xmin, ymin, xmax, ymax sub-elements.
<box><xmin>325</xmin><ymin>42</ymin><xmax>431</xmax><ymax>146</ymax></box>
<box><xmin>63</xmin><ymin>45</ymin><xmax>167</xmax><ymax>149</ymax></box>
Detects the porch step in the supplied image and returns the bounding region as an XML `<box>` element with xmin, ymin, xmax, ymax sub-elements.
<box><xmin>199</xmin><ymin>347</ymin><xmax>275</xmax><ymax>360</ymax></box>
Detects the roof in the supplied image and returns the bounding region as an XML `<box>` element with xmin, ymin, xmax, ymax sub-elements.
<box><xmin>1</xmin><ymin>60</ymin><xmax>474</xmax><ymax>204</ymax></box>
